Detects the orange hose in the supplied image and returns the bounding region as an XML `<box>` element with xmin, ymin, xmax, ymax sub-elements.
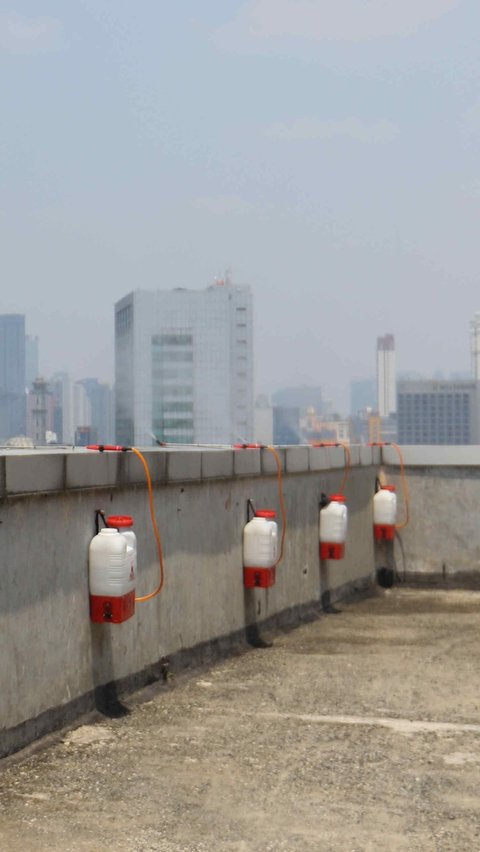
<box><xmin>265</xmin><ymin>446</ymin><xmax>287</xmax><ymax>566</ymax></box>
<box><xmin>131</xmin><ymin>447</ymin><xmax>165</xmax><ymax>602</ymax></box>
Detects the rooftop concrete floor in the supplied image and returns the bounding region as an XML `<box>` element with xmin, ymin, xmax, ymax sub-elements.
<box><xmin>1</xmin><ymin>587</ymin><xmax>480</xmax><ymax>851</ymax></box>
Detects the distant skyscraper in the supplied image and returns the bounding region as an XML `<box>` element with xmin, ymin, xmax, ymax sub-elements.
<box><xmin>376</xmin><ymin>334</ymin><xmax>396</xmax><ymax>417</ymax></box>
<box><xmin>79</xmin><ymin>378</ymin><xmax>114</xmax><ymax>443</ymax></box>
<box><xmin>25</xmin><ymin>335</ymin><xmax>39</xmax><ymax>390</ymax></box>
<box><xmin>50</xmin><ymin>372</ymin><xmax>92</xmax><ymax>444</ymax></box>
<box><xmin>254</xmin><ymin>395</ymin><xmax>273</xmax><ymax>445</ymax></box>
<box><xmin>470</xmin><ymin>312</ymin><xmax>480</xmax><ymax>380</ymax></box>
<box><xmin>272</xmin><ymin>386</ymin><xmax>325</xmax><ymax>418</ymax></box>
<box><xmin>0</xmin><ymin>314</ymin><xmax>26</xmax><ymax>439</ymax></box>
<box><xmin>350</xmin><ymin>378</ymin><xmax>376</xmax><ymax>416</ymax></box>
<box><xmin>273</xmin><ymin>406</ymin><xmax>300</xmax><ymax>445</ymax></box>
<box><xmin>26</xmin><ymin>378</ymin><xmax>54</xmax><ymax>445</ymax></box>
<box><xmin>114</xmin><ymin>278</ymin><xmax>254</xmax><ymax>446</ymax></box>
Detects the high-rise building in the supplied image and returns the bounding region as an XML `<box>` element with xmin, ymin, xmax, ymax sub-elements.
<box><xmin>470</xmin><ymin>313</ymin><xmax>480</xmax><ymax>380</ymax></box>
<box><xmin>350</xmin><ymin>378</ymin><xmax>376</xmax><ymax>416</ymax></box>
<box><xmin>376</xmin><ymin>334</ymin><xmax>396</xmax><ymax>417</ymax></box>
<box><xmin>50</xmin><ymin>373</ymin><xmax>92</xmax><ymax>444</ymax></box>
<box><xmin>254</xmin><ymin>395</ymin><xmax>273</xmax><ymax>445</ymax></box>
<box><xmin>0</xmin><ymin>314</ymin><xmax>26</xmax><ymax>440</ymax></box>
<box><xmin>397</xmin><ymin>379</ymin><xmax>480</xmax><ymax>444</ymax></box>
<box><xmin>26</xmin><ymin>378</ymin><xmax>54</xmax><ymax>444</ymax></box>
<box><xmin>115</xmin><ymin>280</ymin><xmax>254</xmax><ymax>446</ymax></box>
<box><xmin>272</xmin><ymin>386</ymin><xmax>325</xmax><ymax>418</ymax></box>
<box><xmin>78</xmin><ymin>378</ymin><xmax>114</xmax><ymax>444</ymax></box>
<box><xmin>272</xmin><ymin>406</ymin><xmax>300</xmax><ymax>445</ymax></box>
<box><xmin>25</xmin><ymin>335</ymin><xmax>39</xmax><ymax>390</ymax></box>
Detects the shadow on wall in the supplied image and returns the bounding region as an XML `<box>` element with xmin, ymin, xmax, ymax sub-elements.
<box><xmin>89</xmin><ymin>622</ymin><xmax>130</xmax><ymax>718</ymax></box>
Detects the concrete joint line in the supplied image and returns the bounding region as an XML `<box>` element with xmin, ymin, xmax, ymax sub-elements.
<box><xmin>219</xmin><ymin>710</ymin><xmax>480</xmax><ymax>736</ymax></box>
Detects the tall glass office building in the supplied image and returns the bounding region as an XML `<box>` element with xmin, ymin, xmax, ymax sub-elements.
<box><xmin>115</xmin><ymin>281</ymin><xmax>254</xmax><ymax>446</ymax></box>
<box><xmin>0</xmin><ymin>314</ymin><xmax>26</xmax><ymax>440</ymax></box>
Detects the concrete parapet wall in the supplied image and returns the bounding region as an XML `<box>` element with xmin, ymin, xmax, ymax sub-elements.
<box><xmin>0</xmin><ymin>446</ymin><xmax>379</xmax><ymax>757</ymax></box>
<box><xmin>381</xmin><ymin>445</ymin><xmax>480</xmax><ymax>582</ymax></box>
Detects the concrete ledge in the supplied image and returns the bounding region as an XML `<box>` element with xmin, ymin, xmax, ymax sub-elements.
<box><xmin>166</xmin><ymin>450</ymin><xmax>202</xmax><ymax>482</ymax></box>
<box><xmin>382</xmin><ymin>445</ymin><xmax>480</xmax><ymax>467</ymax></box>
<box><xmin>348</xmin><ymin>446</ymin><xmax>361</xmax><ymax>466</ymax></box>
<box><xmin>119</xmin><ymin>450</ymin><xmax>167</xmax><ymax>486</ymax></box>
<box><xmin>327</xmin><ymin>446</ymin><xmax>348</xmax><ymax>469</ymax></box>
<box><xmin>261</xmin><ymin>447</ymin><xmax>285</xmax><ymax>475</ymax></box>
<box><xmin>5</xmin><ymin>454</ymin><xmax>65</xmax><ymax>495</ymax></box>
<box><xmin>308</xmin><ymin>446</ymin><xmax>331</xmax><ymax>471</ymax></box>
<box><xmin>201</xmin><ymin>450</ymin><xmax>234</xmax><ymax>479</ymax></box>
<box><xmin>0</xmin><ymin>445</ymin><xmax>384</xmax><ymax>497</ymax></box>
<box><xmin>285</xmin><ymin>446</ymin><xmax>309</xmax><ymax>473</ymax></box>
<box><xmin>66</xmin><ymin>452</ymin><xmax>119</xmax><ymax>490</ymax></box>
<box><xmin>233</xmin><ymin>448</ymin><xmax>261</xmax><ymax>476</ymax></box>
<box><xmin>359</xmin><ymin>446</ymin><xmax>374</xmax><ymax>466</ymax></box>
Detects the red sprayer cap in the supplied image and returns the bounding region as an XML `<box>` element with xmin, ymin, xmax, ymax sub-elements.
<box><xmin>329</xmin><ymin>494</ymin><xmax>345</xmax><ymax>503</ymax></box>
<box><xmin>255</xmin><ymin>509</ymin><xmax>276</xmax><ymax>519</ymax></box>
<box><xmin>382</xmin><ymin>485</ymin><xmax>396</xmax><ymax>492</ymax></box>
<box><xmin>107</xmin><ymin>515</ymin><xmax>134</xmax><ymax>528</ymax></box>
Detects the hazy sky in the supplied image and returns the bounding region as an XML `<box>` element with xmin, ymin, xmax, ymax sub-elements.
<box><xmin>2</xmin><ymin>0</ymin><xmax>480</xmax><ymax>411</ymax></box>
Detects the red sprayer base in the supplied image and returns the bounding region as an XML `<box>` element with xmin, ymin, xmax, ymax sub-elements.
<box><xmin>243</xmin><ymin>566</ymin><xmax>276</xmax><ymax>589</ymax></box>
<box><xmin>374</xmin><ymin>524</ymin><xmax>395</xmax><ymax>541</ymax></box>
<box><xmin>90</xmin><ymin>591</ymin><xmax>135</xmax><ymax>624</ymax></box>
<box><xmin>320</xmin><ymin>542</ymin><xmax>345</xmax><ymax>560</ymax></box>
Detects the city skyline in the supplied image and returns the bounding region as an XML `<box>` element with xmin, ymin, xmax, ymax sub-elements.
<box><xmin>12</xmin><ymin>296</ymin><xmax>478</xmax><ymax>417</ymax></box>
<box><xmin>3</xmin><ymin>2</ymin><xmax>480</xmax><ymax>413</ymax></box>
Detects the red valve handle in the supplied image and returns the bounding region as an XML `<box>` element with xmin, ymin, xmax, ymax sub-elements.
<box><xmin>86</xmin><ymin>444</ymin><xmax>131</xmax><ymax>452</ymax></box>
<box><xmin>233</xmin><ymin>443</ymin><xmax>264</xmax><ymax>449</ymax></box>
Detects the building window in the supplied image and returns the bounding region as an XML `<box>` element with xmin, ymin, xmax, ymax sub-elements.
<box><xmin>116</xmin><ymin>304</ymin><xmax>133</xmax><ymax>336</ymax></box>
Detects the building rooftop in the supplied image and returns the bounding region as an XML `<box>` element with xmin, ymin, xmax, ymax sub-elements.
<box><xmin>0</xmin><ymin>587</ymin><xmax>478</xmax><ymax>851</ymax></box>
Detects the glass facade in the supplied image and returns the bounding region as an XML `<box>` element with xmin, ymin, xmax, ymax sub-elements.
<box><xmin>397</xmin><ymin>382</ymin><xmax>476</xmax><ymax>445</ymax></box>
<box><xmin>0</xmin><ymin>314</ymin><xmax>26</xmax><ymax>440</ymax></box>
<box><xmin>114</xmin><ymin>284</ymin><xmax>254</xmax><ymax>446</ymax></box>
<box><xmin>151</xmin><ymin>330</ymin><xmax>194</xmax><ymax>443</ymax></box>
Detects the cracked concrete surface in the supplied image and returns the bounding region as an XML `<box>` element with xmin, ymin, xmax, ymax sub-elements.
<box><xmin>1</xmin><ymin>587</ymin><xmax>480</xmax><ymax>851</ymax></box>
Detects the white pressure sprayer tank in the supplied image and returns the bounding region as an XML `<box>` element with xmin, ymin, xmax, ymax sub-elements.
<box><xmin>243</xmin><ymin>509</ymin><xmax>278</xmax><ymax>588</ymax></box>
<box><xmin>89</xmin><ymin>528</ymin><xmax>135</xmax><ymax>623</ymax></box>
<box><xmin>373</xmin><ymin>485</ymin><xmax>397</xmax><ymax>541</ymax></box>
<box><xmin>319</xmin><ymin>494</ymin><xmax>348</xmax><ymax>560</ymax></box>
<box><xmin>107</xmin><ymin>515</ymin><xmax>137</xmax><ymax>581</ymax></box>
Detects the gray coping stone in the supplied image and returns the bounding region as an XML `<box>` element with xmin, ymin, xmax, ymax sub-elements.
<box><xmin>327</xmin><ymin>446</ymin><xmax>348</xmax><ymax>468</ymax></box>
<box><xmin>66</xmin><ymin>451</ymin><xmax>119</xmax><ymax>490</ymax></box>
<box><xmin>201</xmin><ymin>450</ymin><xmax>234</xmax><ymax>479</ymax></box>
<box><xmin>308</xmin><ymin>446</ymin><xmax>331</xmax><ymax>471</ymax></box>
<box><xmin>359</xmin><ymin>446</ymin><xmax>375</xmax><ymax>466</ymax></box>
<box><xmin>348</xmin><ymin>446</ymin><xmax>361</xmax><ymax>466</ymax></box>
<box><xmin>233</xmin><ymin>447</ymin><xmax>261</xmax><ymax>476</ymax></box>
<box><xmin>382</xmin><ymin>444</ymin><xmax>480</xmax><ymax>467</ymax></box>
<box><xmin>119</xmin><ymin>449</ymin><xmax>167</xmax><ymax>486</ymax></box>
<box><xmin>285</xmin><ymin>446</ymin><xmax>309</xmax><ymax>473</ymax></box>
<box><xmin>166</xmin><ymin>450</ymin><xmax>202</xmax><ymax>482</ymax></box>
<box><xmin>261</xmin><ymin>447</ymin><xmax>286</xmax><ymax>475</ymax></box>
<box><xmin>5</xmin><ymin>453</ymin><xmax>65</xmax><ymax>495</ymax></box>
